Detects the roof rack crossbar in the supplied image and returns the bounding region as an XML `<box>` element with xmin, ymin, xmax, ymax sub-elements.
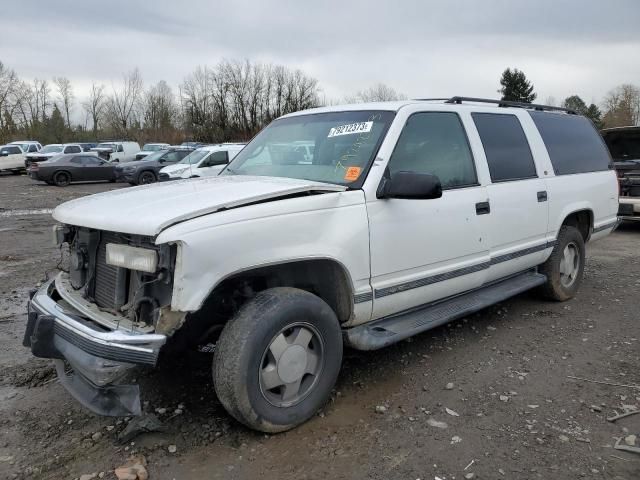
<box><xmin>443</xmin><ymin>96</ymin><xmax>576</xmax><ymax>114</ymax></box>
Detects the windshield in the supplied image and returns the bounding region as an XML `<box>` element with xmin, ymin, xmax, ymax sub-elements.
<box><xmin>40</xmin><ymin>145</ymin><xmax>63</xmax><ymax>154</ymax></box>
<box><xmin>223</xmin><ymin>110</ymin><xmax>395</xmax><ymax>186</ymax></box>
<box><xmin>95</xmin><ymin>143</ymin><xmax>116</xmax><ymax>150</ymax></box>
<box><xmin>178</xmin><ymin>149</ymin><xmax>210</xmax><ymax>165</ymax></box>
<box><xmin>142</xmin><ymin>144</ymin><xmax>165</xmax><ymax>151</ymax></box>
<box><xmin>138</xmin><ymin>150</ymin><xmax>166</xmax><ymax>162</ymax></box>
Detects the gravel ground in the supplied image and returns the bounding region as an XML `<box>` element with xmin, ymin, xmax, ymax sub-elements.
<box><xmin>0</xmin><ymin>174</ymin><xmax>639</xmax><ymax>480</ymax></box>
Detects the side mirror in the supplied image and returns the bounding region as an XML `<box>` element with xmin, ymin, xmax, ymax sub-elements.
<box><xmin>377</xmin><ymin>171</ymin><xmax>443</xmax><ymax>200</ymax></box>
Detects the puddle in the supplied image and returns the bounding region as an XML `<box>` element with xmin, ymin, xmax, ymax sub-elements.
<box><xmin>0</xmin><ymin>208</ymin><xmax>53</xmax><ymax>217</ymax></box>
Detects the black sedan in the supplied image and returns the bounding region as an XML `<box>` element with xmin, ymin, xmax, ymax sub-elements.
<box><xmin>29</xmin><ymin>154</ymin><xmax>115</xmax><ymax>186</ymax></box>
<box><xmin>114</xmin><ymin>147</ymin><xmax>193</xmax><ymax>185</ymax></box>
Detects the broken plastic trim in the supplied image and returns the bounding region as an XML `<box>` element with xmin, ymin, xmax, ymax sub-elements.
<box><xmin>54</xmin><ymin>359</ymin><xmax>142</xmax><ymax>416</ymax></box>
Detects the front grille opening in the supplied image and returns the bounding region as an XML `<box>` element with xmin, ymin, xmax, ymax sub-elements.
<box><xmin>93</xmin><ymin>232</ymin><xmax>130</xmax><ymax>311</ymax></box>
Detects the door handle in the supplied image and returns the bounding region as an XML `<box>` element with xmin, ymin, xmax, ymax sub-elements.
<box><xmin>475</xmin><ymin>201</ymin><xmax>490</xmax><ymax>215</ymax></box>
<box><xmin>537</xmin><ymin>191</ymin><xmax>548</xmax><ymax>202</ymax></box>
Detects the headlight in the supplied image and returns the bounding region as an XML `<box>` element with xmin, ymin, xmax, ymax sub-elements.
<box><xmin>106</xmin><ymin>244</ymin><xmax>158</xmax><ymax>273</ymax></box>
<box><xmin>52</xmin><ymin>224</ymin><xmax>68</xmax><ymax>246</ymax></box>
<box><xmin>122</xmin><ymin>166</ymin><xmax>136</xmax><ymax>172</ymax></box>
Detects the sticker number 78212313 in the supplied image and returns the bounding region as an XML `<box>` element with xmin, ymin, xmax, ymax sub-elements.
<box><xmin>327</xmin><ymin>121</ymin><xmax>373</xmax><ymax>138</ymax></box>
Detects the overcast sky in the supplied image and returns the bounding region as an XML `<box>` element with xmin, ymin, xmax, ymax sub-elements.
<box><xmin>2</xmin><ymin>0</ymin><xmax>639</xmax><ymax>112</ymax></box>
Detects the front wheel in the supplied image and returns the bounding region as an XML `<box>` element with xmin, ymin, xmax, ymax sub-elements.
<box><xmin>213</xmin><ymin>287</ymin><xmax>343</xmax><ymax>433</ymax></box>
<box><xmin>539</xmin><ymin>225</ymin><xmax>585</xmax><ymax>301</ymax></box>
<box><xmin>138</xmin><ymin>171</ymin><xmax>156</xmax><ymax>185</ymax></box>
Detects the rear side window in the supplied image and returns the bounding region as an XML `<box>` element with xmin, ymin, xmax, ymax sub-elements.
<box><xmin>530</xmin><ymin>112</ymin><xmax>611</xmax><ymax>174</ymax></box>
<box><xmin>388</xmin><ymin>112</ymin><xmax>477</xmax><ymax>189</ymax></box>
<box><xmin>65</xmin><ymin>145</ymin><xmax>81</xmax><ymax>154</ymax></box>
<box><xmin>472</xmin><ymin>113</ymin><xmax>537</xmax><ymax>182</ymax></box>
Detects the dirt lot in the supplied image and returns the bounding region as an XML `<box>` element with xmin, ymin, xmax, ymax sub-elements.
<box><xmin>0</xmin><ymin>174</ymin><xmax>639</xmax><ymax>480</ymax></box>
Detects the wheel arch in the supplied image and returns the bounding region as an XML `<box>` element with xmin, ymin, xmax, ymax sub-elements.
<box><xmin>560</xmin><ymin>208</ymin><xmax>593</xmax><ymax>242</ymax></box>
<box><xmin>169</xmin><ymin>258</ymin><xmax>355</xmax><ymax>351</ymax></box>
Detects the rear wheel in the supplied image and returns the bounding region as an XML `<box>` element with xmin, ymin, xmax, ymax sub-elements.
<box><xmin>53</xmin><ymin>171</ymin><xmax>71</xmax><ymax>187</ymax></box>
<box><xmin>539</xmin><ymin>225</ymin><xmax>585</xmax><ymax>301</ymax></box>
<box><xmin>138</xmin><ymin>171</ymin><xmax>156</xmax><ymax>185</ymax></box>
<box><xmin>213</xmin><ymin>287</ymin><xmax>343</xmax><ymax>433</ymax></box>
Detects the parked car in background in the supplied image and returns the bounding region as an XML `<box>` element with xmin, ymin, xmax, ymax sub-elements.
<box><xmin>158</xmin><ymin>143</ymin><xmax>245</xmax><ymax>180</ymax></box>
<box><xmin>0</xmin><ymin>144</ymin><xmax>27</xmax><ymax>174</ymax></box>
<box><xmin>24</xmin><ymin>143</ymin><xmax>88</xmax><ymax>168</ymax></box>
<box><xmin>135</xmin><ymin>143</ymin><xmax>170</xmax><ymax>160</ymax></box>
<box><xmin>180</xmin><ymin>141</ymin><xmax>205</xmax><ymax>148</ymax></box>
<box><xmin>9</xmin><ymin>140</ymin><xmax>42</xmax><ymax>153</ymax></box>
<box><xmin>77</xmin><ymin>142</ymin><xmax>98</xmax><ymax>152</ymax></box>
<box><xmin>90</xmin><ymin>141</ymin><xmax>141</xmax><ymax>163</ymax></box>
<box><xmin>29</xmin><ymin>153</ymin><xmax>115</xmax><ymax>186</ymax></box>
<box><xmin>115</xmin><ymin>147</ymin><xmax>194</xmax><ymax>185</ymax></box>
<box><xmin>602</xmin><ymin>126</ymin><xmax>640</xmax><ymax>221</ymax></box>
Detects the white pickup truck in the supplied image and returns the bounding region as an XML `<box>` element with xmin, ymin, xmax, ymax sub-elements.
<box><xmin>24</xmin><ymin>97</ymin><xmax>618</xmax><ymax>432</ymax></box>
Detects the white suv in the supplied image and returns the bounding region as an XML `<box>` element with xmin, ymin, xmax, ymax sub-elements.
<box><xmin>158</xmin><ymin>143</ymin><xmax>244</xmax><ymax>180</ymax></box>
<box><xmin>25</xmin><ymin>97</ymin><xmax>618</xmax><ymax>432</ymax></box>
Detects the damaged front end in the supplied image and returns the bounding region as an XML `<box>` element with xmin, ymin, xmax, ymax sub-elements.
<box><xmin>24</xmin><ymin>225</ymin><xmax>184</xmax><ymax>416</ymax></box>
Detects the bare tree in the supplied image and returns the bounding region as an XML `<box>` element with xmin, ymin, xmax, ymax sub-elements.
<box><xmin>602</xmin><ymin>84</ymin><xmax>640</xmax><ymax>127</ymax></box>
<box><xmin>53</xmin><ymin>76</ymin><xmax>74</xmax><ymax>129</ymax></box>
<box><xmin>107</xmin><ymin>68</ymin><xmax>144</xmax><ymax>136</ymax></box>
<box><xmin>344</xmin><ymin>83</ymin><xmax>407</xmax><ymax>103</ymax></box>
<box><xmin>82</xmin><ymin>82</ymin><xmax>106</xmax><ymax>139</ymax></box>
<box><xmin>142</xmin><ymin>80</ymin><xmax>177</xmax><ymax>140</ymax></box>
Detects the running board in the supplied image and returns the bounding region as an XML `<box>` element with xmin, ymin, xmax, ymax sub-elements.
<box><xmin>344</xmin><ymin>271</ymin><xmax>546</xmax><ymax>351</ymax></box>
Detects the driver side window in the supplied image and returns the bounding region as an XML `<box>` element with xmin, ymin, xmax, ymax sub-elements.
<box><xmin>201</xmin><ymin>150</ymin><xmax>228</xmax><ymax>167</ymax></box>
<box><xmin>387</xmin><ymin>112</ymin><xmax>477</xmax><ymax>189</ymax></box>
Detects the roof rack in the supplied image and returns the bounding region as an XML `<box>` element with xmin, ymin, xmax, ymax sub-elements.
<box><xmin>441</xmin><ymin>96</ymin><xmax>576</xmax><ymax>114</ymax></box>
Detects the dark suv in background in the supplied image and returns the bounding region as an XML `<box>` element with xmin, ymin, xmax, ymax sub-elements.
<box><xmin>602</xmin><ymin>126</ymin><xmax>640</xmax><ymax>221</ymax></box>
<box><xmin>114</xmin><ymin>146</ymin><xmax>194</xmax><ymax>185</ymax></box>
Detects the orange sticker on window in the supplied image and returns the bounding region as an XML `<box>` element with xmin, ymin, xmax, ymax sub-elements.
<box><xmin>344</xmin><ymin>166</ymin><xmax>361</xmax><ymax>182</ymax></box>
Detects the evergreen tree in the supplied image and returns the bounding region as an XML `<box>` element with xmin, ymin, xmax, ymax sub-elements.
<box><xmin>585</xmin><ymin>104</ymin><xmax>604</xmax><ymax>130</ymax></box>
<box><xmin>499</xmin><ymin>68</ymin><xmax>536</xmax><ymax>103</ymax></box>
<box><xmin>47</xmin><ymin>104</ymin><xmax>66</xmax><ymax>143</ymax></box>
<box><xmin>562</xmin><ymin>95</ymin><xmax>588</xmax><ymax>114</ymax></box>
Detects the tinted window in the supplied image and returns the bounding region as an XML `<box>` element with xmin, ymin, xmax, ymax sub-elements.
<box><xmin>203</xmin><ymin>150</ymin><xmax>229</xmax><ymax>167</ymax></box>
<box><xmin>530</xmin><ymin>112</ymin><xmax>611</xmax><ymax>174</ymax></box>
<box><xmin>387</xmin><ymin>112</ymin><xmax>477</xmax><ymax>189</ymax></box>
<box><xmin>472</xmin><ymin>113</ymin><xmax>537</xmax><ymax>182</ymax></box>
<box><xmin>28</xmin><ymin>145</ymin><xmax>38</xmax><ymax>152</ymax></box>
<box><xmin>162</xmin><ymin>151</ymin><xmax>183</xmax><ymax>163</ymax></box>
<box><xmin>80</xmin><ymin>156</ymin><xmax>101</xmax><ymax>165</ymax></box>
<box><xmin>70</xmin><ymin>157</ymin><xmax>82</xmax><ymax>164</ymax></box>
<box><xmin>65</xmin><ymin>145</ymin><xmax>81</xmax><ymax>154</ymax></box>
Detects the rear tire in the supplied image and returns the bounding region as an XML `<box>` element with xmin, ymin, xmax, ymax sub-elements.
<box><xmin>213</xmin><ymin>287</ymin><xmax>343</xmax><ymax>433</ymax></box>
<box><xmin>53</xmin><ymin>171</ymin><xmax>71</xmax><ymax>187</ymax></box>
<box><xmin>539</xmin><ymin>225</ymin><xmax>585</xmax><ymax>301</ymax></box>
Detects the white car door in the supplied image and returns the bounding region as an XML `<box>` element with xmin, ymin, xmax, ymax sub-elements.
<box><xmin>367</xmin><ymin>111</ymin><xmax>490</xmax><ymax>320</ymax></box>
<box><xmin>468</xmin><ymin>112</ymin><xmax>549</xmax><ymax>283</ymax></box>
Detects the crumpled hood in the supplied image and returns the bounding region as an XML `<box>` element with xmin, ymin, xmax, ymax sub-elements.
<box><xmin>53</xmin><ymin>175</ymin><xmax>346</xmax><ymax>236</ymax></box>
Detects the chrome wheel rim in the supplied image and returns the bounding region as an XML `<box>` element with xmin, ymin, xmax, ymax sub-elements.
<box><xmin>559</xmin><ymin>242</ymin><xmax>580</xmax><ymax>288</ymax></box>
<box><xmin>259</xmin><ymin>322</ymin><xmax>324</xmax><ymax>408</ymax></box>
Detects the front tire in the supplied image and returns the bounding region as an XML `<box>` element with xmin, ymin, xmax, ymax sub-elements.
<box><xmin>138</xmin><ymin>171</ymin><xmax>156</xmax><ymax>185</ymax></box>
<box><xmin>213</xmin><ymin>287</ymin><xmax>343</xmax><ymax>433</ymax></box>
<box><xmin>539</xmin><ymin>225</ymin><xmax>585</xmax><ymax>301</ymax></box>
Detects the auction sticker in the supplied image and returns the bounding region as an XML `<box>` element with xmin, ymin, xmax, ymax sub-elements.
<box><xmin>344</xmin><ymin>166</ymin><xmax>362</xmax><ymax>181</ymax></box>
<box><xmin>328</xmin><ymin>121</ymin><xmax>373</xmax><ymax>138</ymax></box>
